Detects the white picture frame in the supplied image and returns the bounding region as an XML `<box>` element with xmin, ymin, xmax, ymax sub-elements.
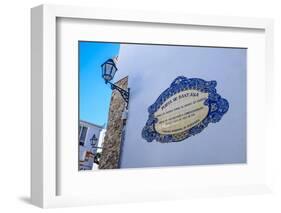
<box><xmin>31</xmin><ymin>4</ymin><xmax>274</xmax><ymax>208</ymax></box>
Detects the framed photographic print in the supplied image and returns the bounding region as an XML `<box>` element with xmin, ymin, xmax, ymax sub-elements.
<box><xmin>31</xmin><ymin>4</ymin><xmax>274</xmax><ymax>208</ymax></box>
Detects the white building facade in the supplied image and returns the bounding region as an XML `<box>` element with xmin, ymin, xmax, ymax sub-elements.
<box><xmin>79</xmin><ymin>120</ymin><xmax>106</xmax><ymax>170</ymax></box>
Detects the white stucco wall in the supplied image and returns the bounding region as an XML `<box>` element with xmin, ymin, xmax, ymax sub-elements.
<box><xmin>79</xmin><ymin>121</ymin><xmax>105</xmax><ymax>170</ymax></box>
<box><xmin>114</xmin><ymin>44</ymin><xmax>247</xmax><ymax>168</ymax></box>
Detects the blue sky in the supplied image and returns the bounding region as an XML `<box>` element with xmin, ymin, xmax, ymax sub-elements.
<box><xmin>79</xmin><ymin>41</ymin><xmax>120</xmax><ymax>126</ymax></box>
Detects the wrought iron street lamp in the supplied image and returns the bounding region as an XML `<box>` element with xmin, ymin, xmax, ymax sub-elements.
<box><xmin>90</xmin><ymin>134</ymin><xmax>98</xmax><ymax>147</ymax></box>
<box><xmin>90</xmin><ymin>134</ymin><xmax>104</xmax><ymax>150</ymax></box>
<box><xmin>90</xmin><ymin>134</ymin><xmax>102</xmax><ymax>165</ymax></box>
<box><xmin>101</xmin><ymin>59</ymin><xmax>118</xmax><ymax>82</ymax></box>
<box><xmin>101</xmin><ymin>58</ymin><xmax>130</xmax><ymax>108</ymax></box>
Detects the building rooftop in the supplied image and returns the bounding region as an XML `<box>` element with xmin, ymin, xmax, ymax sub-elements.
<box><xmin>80</xmin><ymin>120</ymin><xmax>105</xmax><ymax>129</ymax></box>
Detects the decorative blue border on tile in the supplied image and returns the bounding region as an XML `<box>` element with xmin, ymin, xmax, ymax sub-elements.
<box><xmin>142</xmin><ymin>76</ymin><xmax>229</xmax><ymax>143</ymax></box>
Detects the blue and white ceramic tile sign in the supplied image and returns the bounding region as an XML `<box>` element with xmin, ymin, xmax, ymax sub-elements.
<box><xmin>142</xmin><ymin>76</ymin><xmax>229</xmax><ymax>143</ymax></box>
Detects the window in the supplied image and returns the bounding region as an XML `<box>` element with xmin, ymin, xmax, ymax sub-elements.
<box><xmin>79</xmin><ymin>125</ymin><xmax>88</xmax><ymax>146</ymax></box>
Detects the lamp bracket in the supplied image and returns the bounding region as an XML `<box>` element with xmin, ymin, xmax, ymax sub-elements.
<box><xmin>107</xmin><ymin>81</ymin><xmax>130</xmax><ymax>108</ymax></box>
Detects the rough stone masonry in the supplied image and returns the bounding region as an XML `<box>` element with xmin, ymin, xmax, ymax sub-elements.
<box><xmin>99</xmin><ymin>76</ymin><xmax>128</xmax><ymax>169</ymax></box>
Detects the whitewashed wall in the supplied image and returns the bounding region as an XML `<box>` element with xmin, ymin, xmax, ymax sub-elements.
<box><xmin>115</xmin><ymin>44</ymin><xmax>246</xmax><ymax>168</ymax></box>
<box><xmin>79</xmin><ymin>121</ymin><xmax>104</xmax><ymax>169</ymax></box>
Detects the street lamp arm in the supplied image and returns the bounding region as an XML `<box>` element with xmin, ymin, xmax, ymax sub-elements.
<box><xmin>107</xmin><ymin>81</ymin><xmax>130</xmax><ymax>107</ymax></box>
<box><xmin>91</xmin><ymin>146</ymin><xmax>104</xmax><ymax>149</ymax></box>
